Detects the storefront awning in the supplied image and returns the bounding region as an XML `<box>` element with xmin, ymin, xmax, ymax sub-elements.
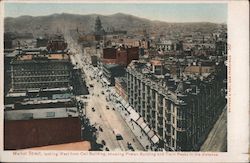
<box><xmin>117</xmin><ymin>96</ymin><xmax>123</xmax><ymax>103</ymax></box>
<box><xmin>121</xmin><ymin>99</ymin><xmax>126</xmax><ymax>106</ymax></box>
<box><xmin>151</xmin><ymin>135</ymin><xmax>160</xmax><ymax>144</ymax></box>
<box><xmin>140</xmin><ymin>122</ymin><xmax>147</xmax><ymax>129</ymax></box>
<box><xmin>147</xmin><ymin>130</ymin><xmax>155</xmax><ymax>138</ymax></box>
<box><xmin>130</xmin><ymin>110</ymin><xmax>140</xmax><ymax>121</ymax></box>
<box><xmin>127</xmin><ymin>106</ymin><xmax>133</xmax><ymax>113</ymax></box>
<box><xmin>123</xmin><ymin>103</ymin><xmax>130</xmax><ymax>109</ymax></box>
<box><xmin>143</xmin><ymin>126</ymin><xmax>150</xmax><ymax>133</ymax></box>
<box><xmin>136</xmin><ymin>117</ymin><xmax>144</xmax><ymax>126</ymax></box>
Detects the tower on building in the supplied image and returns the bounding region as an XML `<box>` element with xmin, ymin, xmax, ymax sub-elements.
<box><xmin>94</xmin><ymin>16</ymin><xmax>105</xmax><ymax>41</ymax></box>
<box><xmin>95</xmin><ymin>16</ymin><xmax>104</xmax><ymax>34</ymax></box>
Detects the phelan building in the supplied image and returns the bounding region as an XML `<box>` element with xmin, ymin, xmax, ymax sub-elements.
<box><xmin>126</xmin><ymin>59</ymin><xmax>226</xmax><ymax>151</ymax></box>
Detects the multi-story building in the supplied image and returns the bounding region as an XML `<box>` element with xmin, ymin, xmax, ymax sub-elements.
<box><xmin>5</xmin><ymin>114</ymin><xmax>81</xmax><ymax>150</ymax></box>
<box><xmin>10</xmin><ymin>51</ymin><xmax>72</xmax><ymax>91</ymax></box>
<box><xmin>156</xmin><ymin>40</ymin><xmax>183</xmax><ymax>52</ymax></box>
<box><xmin>102</xmin><ymin>64</ymin><xmax>126</xmax><ymax>86</ymax></box>
<box><xmin>115</xmin><ymin>77</ymin><xmax>128</xmax><ymax>102</ymax></box>
<box><xmin>4</xmin><ymin>36</ymin><xmax>93</xmax><ymax>150</ymax></box>
<box><xmin>47</xmin><ymin>35</ymin><xmax>68</xmax><ymax>52</ymax></box>
<box><xmin>126</xmin><ymin>60</ymin><xmax>226</xmax><ymax>151</ymax></box>
<box><xmin>102</xmin><ymin>46</ymin><xmax>139</xmax><ymax>66</ymax></box>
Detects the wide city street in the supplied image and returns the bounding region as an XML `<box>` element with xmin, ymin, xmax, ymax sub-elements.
<box><xmin>68</xmin><ymin>38</ymin><xmax>144</xmax><ymax>151</ymax></box>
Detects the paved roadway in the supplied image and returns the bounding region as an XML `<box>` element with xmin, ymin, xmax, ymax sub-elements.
<box><xmin>65</xmin><ymin>36</ymin><xmax>144</xmax><ymax>151</ymax></box>
<box><xmin>200</xmin><ymin>106</ymin><xmax>227</xmax><ymax>152</ymax></box>
<box><xmin>78</xmin><ymin>55</ymin><xmax>144</xmax><ymax>151</ymax></box>
<box><xmin>86</xmin><ymin>76</ymin><xmax>144</xmax><ymax>151</ymax></box>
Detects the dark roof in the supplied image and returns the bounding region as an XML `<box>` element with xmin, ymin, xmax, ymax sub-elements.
<box><xmin>103</xmin><ymin>64</ymin><xmax>122</xmax><ymax>69</ymax></box>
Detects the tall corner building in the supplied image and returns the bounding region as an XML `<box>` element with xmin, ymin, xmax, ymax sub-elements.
<box><xmin>126</xmin><ymin>60</ymin><xmax>226</xmax><ymax>151</ymax></box>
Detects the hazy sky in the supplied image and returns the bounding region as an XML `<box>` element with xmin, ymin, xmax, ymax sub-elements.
<box><xmin>4</xmin><ymin>3</ymin><xmax>227</xmax><ymax>23</ymax></box>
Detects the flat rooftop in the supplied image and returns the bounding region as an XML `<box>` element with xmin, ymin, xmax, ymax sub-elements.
<box><xmin>26</xmin><ymin>141</ymin><xmax>91</xmax><ymax>151</ymax></box>
<box><xmin>16</xmin><ymin>53</ymin><xmax>70</xmax><ymax>61</ymax></box>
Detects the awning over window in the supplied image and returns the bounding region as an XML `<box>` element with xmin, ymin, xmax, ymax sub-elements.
<box><xmin>123</xmin><ymin>102</ymin><xmax>130</xmax><ymax>109</ymax></box>
<box><xmin>148</xmin><ymin>130</ymin><xmax>154</xmax><ymax>138</ymax></box>
<box><xmin>116</xmin><ymin>96</ymin><xmax>123</xmax><ymax>102</ymax></box>
<box><xmin>136</xmin><ymin>117</ymin><xmax>144</xmax><ymax>126</ymax></box>
<box><xmin>121</xmin><ymin>103</ymin><xmax>160</xmax><ymax>145</ymax></box>
<box><xmin>127</xmin><ymin>106</ymin><xmax>133</xmax><ymax>113</ymax></box>
<box><xmin>143</xmin><ymin>126</ymin><xmax>150</xmax><ymax>133</ymax></box>
<box><xmin>121</xmin><ymin>99</ymin><xmax>127</xmax><ymax>106</ymax></box>
<box><xmin>130</xmin><ymin>109</ymin><xmax>140</xmax><ymax>121</ymax></box>
<box><xmin>151</xmin><ymin>135</ymin><xmax>160</xmax><ymax>144</ymax></box>
<box><xmin>140</xmin><ymin>122</ymin><xmax>147</xmax><ymax>129</ymax></box>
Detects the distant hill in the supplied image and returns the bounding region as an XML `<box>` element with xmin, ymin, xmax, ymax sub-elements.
<box><xmin>4</xmin><ymin>13</ymin><xmax>223</xmax><ymax>38</ymax></box>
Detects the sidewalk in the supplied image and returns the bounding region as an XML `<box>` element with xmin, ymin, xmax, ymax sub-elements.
<box><xmin>88</xmin><ymin>65</ymin><xmax>154</xmax><ymax>151</ymax></box>
<box><xmin>109</xmin><ymin>91</ymin><xmax>152</xmax><ymax>151</ymax></box>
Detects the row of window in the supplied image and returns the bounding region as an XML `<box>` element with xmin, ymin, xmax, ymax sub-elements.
<box><xmin>13</xmin><ymin>76</ymin><xmax>69</xmax><ymax>83</ymax></box>
<box><xmin>13</xmin><ymin>82</ymin><xmax>69</xmax><ymax>89</ymax></box>
<box><xmin>12</xmin><ymin>70</ymin><xmax>69</xmax><ymax>76</ymax></box>
<box><xmin>22</xmin><ymin>112</ymin><xmax>55</xmax><ymax>119</ymax></box>
<box><xmin>13</xmin><ymin>64</ymin><xmax>69</xmax><ymax>70</ymax></box>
